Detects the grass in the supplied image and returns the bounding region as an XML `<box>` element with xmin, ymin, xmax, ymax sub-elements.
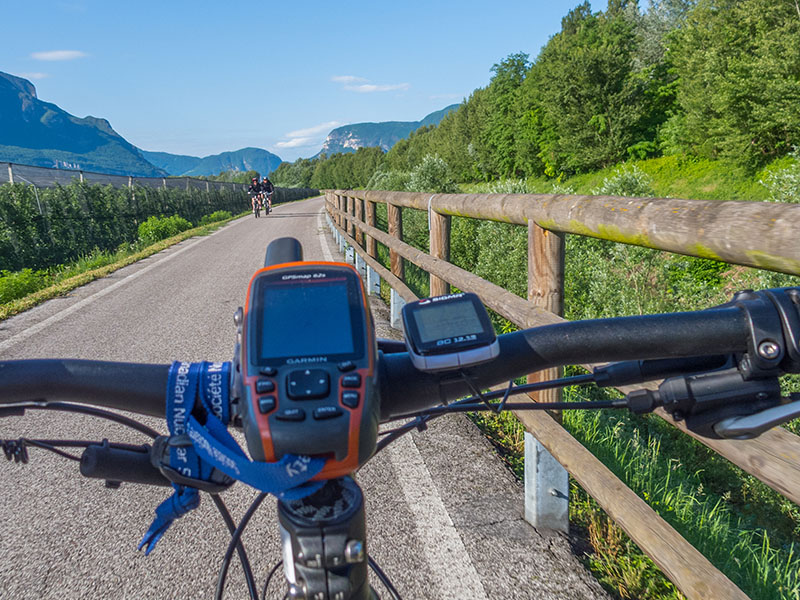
<box><xmin>469</xmin><ymin>372</ymin><xmax>800</xmax><ymax>600</ymax></box>
<box><xmin>461</xmin><ymin>153</ymin><xmax>792</xmax><ymax>202</ymax></box>
<box><xmin>0</xmin><ymin>211</ymin><xmax>246</xmax><ymax>321</ymax></box>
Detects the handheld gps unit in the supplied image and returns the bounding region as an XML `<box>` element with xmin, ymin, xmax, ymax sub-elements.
<box><xmin>401</xmin><ymin>292</ymin><xmax>499</xmax><ymax>372</ymax></box>
<box><xmin>237</xmin><ymin>261</ymin><xmax>378</xmax><ymax>480</ymax></box>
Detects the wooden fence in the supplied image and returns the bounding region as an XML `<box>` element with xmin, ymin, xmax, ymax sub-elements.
<box><xmin>324</xmin><ymin>188</ymin><xmax>800</xmax><ymax>600</ymax></box>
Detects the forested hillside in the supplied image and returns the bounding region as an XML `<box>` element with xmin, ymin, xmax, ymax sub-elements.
<box><xmin>272</xmin><ymin>0</ymin><xmax>800</xmax><ymax>191</ymax></box>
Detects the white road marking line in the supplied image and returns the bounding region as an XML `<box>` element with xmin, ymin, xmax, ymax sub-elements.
<box><xmin>386</xmin><ymin>433</ymin><xmax>489</xmax><ymax>600</ymax></box>
<box><xmin>0</xmin><ymin>218</ymin><xmax>248</xmax><ymax>353</ymax></box>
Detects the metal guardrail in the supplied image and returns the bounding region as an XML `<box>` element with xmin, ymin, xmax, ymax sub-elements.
<box><xmin>325</xmin><ymin>188</ymin><xmax>800</xmax><ymax>600</ymax></box>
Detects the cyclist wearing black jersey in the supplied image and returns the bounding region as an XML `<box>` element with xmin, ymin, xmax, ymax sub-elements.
<box><xmin>262</xmin><ymin>177</ymin><xmax>274</xmax><ymax>213</ymax></box>
<box><xmin>248</xmin><ymin>177</ymin><xmax>262</xmax><ymax>218</ymax></box>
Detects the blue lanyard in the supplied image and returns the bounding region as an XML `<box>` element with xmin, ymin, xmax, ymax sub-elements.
<box><xmin>139</xmin><ymin>361</ymin><xmax>324</xmax><ymax>554</ymax></box>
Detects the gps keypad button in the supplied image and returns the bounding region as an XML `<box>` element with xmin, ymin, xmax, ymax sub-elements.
<box><xmin>275</xmin><ymin>408</ymin><xmax>306</xmax><ymax>421</ymax></box>
<box><xmin>313</xmin><ymin>406</ymin><xmax>343</xmax><ymax>420</ymax></box>
<box><xmin>256</xmin><ymin>379</ymin><xmax>275</xmax><ymax>394</ymax></box>
<box><xmin>258</xmin><ymin>396</ymin><xmax>276</xmax><ymax>414</ymax></box>
<box><xmin>287</xmin><ymin>369</ymin><xmax>330</xmax><ymax>399</ymax></box>
<box><xmin>342</xmin><ymin>391</ymin><xmax>360</xmax><ymax>408</ymax></box>
<box><xmin>341</xmin><ymin>374</ymin><xmax>361</xmax><ymax>388</ymax></box>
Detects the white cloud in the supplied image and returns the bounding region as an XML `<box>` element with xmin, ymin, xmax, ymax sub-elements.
<box><xmin>31</xmin><ymin>50</ymin><xmax>88</xmax><ymax>61</ymax></box>
<box><xmin>332</xmin><ymin>74</ymin><xmax>410</xmax><ymax>93</ymax></box>
<box><xmin>331</xmin><ymin>75</ymin><xmax>367</xmax><ymax>83</ymax></box>
<box><xmin>344</xmin><ymin>82</ymin><xmax>410</xmax><ymax>93</ymax></box>
<box><xmin>285</xmin><ymin>121</ymin><xmax>341</xmax><ymax>138</ymax></box>
<box><xmin>16</xmin><ymin>72</ymin><xmax>49</xmax><ymax>80</ymax></box>
<box><xmin>277</xmin><ymin>120</ymin><xmax>342</xmax><ymax>149</ymax></box>
<box><xmin>276</xmin><ymin>137</ymin><xmax>315</xmax><ymax>149</ymax></box>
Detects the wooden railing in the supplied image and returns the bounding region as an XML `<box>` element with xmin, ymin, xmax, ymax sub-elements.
<box><xmin>324</xmin><ymin>189</ymin><xmax>800</xmax><ymax>600</ymax></box>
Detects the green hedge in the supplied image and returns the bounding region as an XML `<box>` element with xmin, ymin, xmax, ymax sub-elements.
<box><xmin>0</xmin><ymin>181</ymin><xmax>249</xmax><ymax>272</ymax></box>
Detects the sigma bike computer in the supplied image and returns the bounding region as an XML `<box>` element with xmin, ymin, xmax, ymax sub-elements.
<box><xmin>401</xmin><ymin>292</ymin><xmax>499</xmax><ymax>372</ymax></box>
<box><xmin>238</xmin><ymin>261</ymin><xmax>378</xmax><ymax>480</ymax></box>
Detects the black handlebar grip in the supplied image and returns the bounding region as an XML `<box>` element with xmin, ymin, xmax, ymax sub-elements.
<box><xmin>0</xmin><ymin>360</ymin><xmax>169</xmax><ymax>417</ymax></box>
<box><xmin>80</xmin><ymin>442</ymin><xmax>170</xmax><ymax>487</ymax></box>
<box><xmin>265</xmin><ymin>237</ymin><xmax>303</xmax><ymax>267</ymax></box>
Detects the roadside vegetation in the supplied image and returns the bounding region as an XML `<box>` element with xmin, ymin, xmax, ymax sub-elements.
<box><xmin>0</xmin><ymin>209</ymin><xmax>240</xmax><ymax>320</ymax></box>
<box><xmin>0</xmin><ymin>178</ymin><xmax>248</xmax><ymax>317</ymax></box>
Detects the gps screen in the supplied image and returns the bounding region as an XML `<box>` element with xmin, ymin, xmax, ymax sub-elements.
<box><xmin>256</xmin><ymin>279</ymin><xmax>356</xmax><ymax>361</ymax></box>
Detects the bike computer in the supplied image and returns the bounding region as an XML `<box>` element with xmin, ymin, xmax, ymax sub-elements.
<box><xmin>238</xmin><ymin>262</ymin><xmax>378</xmax><ymax>480</ymax></box>
<box><xmin>401</xmin><ymin>292</ymin><xmax>499</xmax><ymax>372</ymax></box>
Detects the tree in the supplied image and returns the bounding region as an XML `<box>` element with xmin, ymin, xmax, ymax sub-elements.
<box><xmin>669</xmin><ymin>0</ymin><xmax>800</xmax><ymax>167</ymax></box>
<box><xmin>524</xmin><ymin>2</ymin><xmax>651</xmax><ymax>173</ymax></box>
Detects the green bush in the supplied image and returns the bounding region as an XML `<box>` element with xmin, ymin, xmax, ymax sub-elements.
<box><xmin>137</xmin><ymin>215</ymin><xmax>192</xmax><ymax>246</ymax></box>
<box><xmin>0</xmin><ymin>268</ymin><xmax>49</xmax><ymax>303</ymax></box>
<box><xmin>199</xmin><ymin>210</ymin><xmax>233</xmax><ymax>226</ymax></box>
<box><xmin>407</xmin><ymin>155</ymin><xmax>459</xmax><ymax>193</ymax></box>
<box><xmin>366</xmin><ymin>168</ymin><xmax>412</xmax><ymax>191</ymax></box>
<box><xmin>760</xmin><ymin>148</ymin><xmax>800</xmax><ymax>204</ymax></box>
<box><xmin>591</xmin><ymin>164</ymin><xmax>655</xmax><ymax>197</ymax></box>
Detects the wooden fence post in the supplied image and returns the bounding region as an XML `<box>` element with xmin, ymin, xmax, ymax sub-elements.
<box><xmin>387</xmin><ymin>203</ymin><xmax>405</xmax><ymax>282</ymax></box>
<box><xmin>347</xmin><ymin>196</ymin><xmax>355</xmax><ymax>238</ymax></box>
<box><xmin>525</xmin><ymin>223</ymin><xmax>568</xmax><ymax>533</ymax></box>
<box><xmin>429</xmin><ymin>210</ymin><xmax>451</xmax><ymax>296</ymax></box>
<box><xmin>365</xmin><ymin>200</ymin><xmax>377</xmax><ymax>258</ymax></box>
<box><xmin>8</xmin><ymin>163</ymin><xmax>14</xmax><ymax>184</ymax></box>
<box><xmin>354</xmin><ymin>197</ymin><xmax>364</xmax><ymax>246</ymax></box>
<box><xmin>364</xmin><ymin>199</ymin><xmax>381</xmax><ymax>295</ymax></box>
<box><xmin>387</xmin><ymin>202</ymin><xmax>406</xmax><ymax>328</ymax></box>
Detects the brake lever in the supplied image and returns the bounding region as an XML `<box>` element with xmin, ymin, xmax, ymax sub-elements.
<box><xmin>714</xmin><ymin>397</ymin><xmax>800</xmax><ymax>439</ymax></box>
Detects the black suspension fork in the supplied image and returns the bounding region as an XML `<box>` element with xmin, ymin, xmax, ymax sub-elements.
<box><xmin>278</xmin><ymin>477</ymin><xmax>377</xmax><ymax>600</ymax></box>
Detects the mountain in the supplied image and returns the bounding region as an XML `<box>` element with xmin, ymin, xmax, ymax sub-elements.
<box><xmin>0</xmin><ymin>71</ymin><xmax>166</xmax><ymax>177</ymax></box>
<box><xmin>318</xmin><ymin>104</ymin><xmax>460</xmax><ymax>156</ymax></box>
<box><xmin>140</xmin><ymin>147</ymin><xmax>283</xmax><ymax>177</ymax></box>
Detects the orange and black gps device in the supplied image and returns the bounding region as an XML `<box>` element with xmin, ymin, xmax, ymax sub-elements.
<box><xmin>238</xmin><ymin>262</ymin><xmax>378</xmax><ymax>480</ymax></box>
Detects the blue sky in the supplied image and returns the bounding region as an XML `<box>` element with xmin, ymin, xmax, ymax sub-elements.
<box><xmin>4</xmin><ymin>1</ymin><xmax>608</xmax><ymax>162</ymax></box>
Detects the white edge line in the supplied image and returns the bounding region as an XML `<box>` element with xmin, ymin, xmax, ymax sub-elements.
<box><xmin>386</xmin><ymin>434</ymin><xmax>489</xmax><ymax>600</ymax></box>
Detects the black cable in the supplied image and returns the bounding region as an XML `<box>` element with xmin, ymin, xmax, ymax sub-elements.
<box><xmin>215</xmin><ymin>493</ymin><xmax>268</xmax><ymax>600</ymax></box>
<box><xmin>368</xmin><ymin>556</ymin><xmax>403</xmax><ymax>600</ymax></box>
<box><xmin>5</xmin><ymin>401</ymin><xmax>161</xmax><ymax>439</ymax></box>
<box><xmin>211</xmin><ymin>495</ymin><xmax>259</xmax><ymax>600</ymax></box>
<box><xmin>260</xmin><ymin>561</ymin><xmax>284</xmax><ymax>600</ymax></box>
<box><xmin>375</xmin><ymin>373</ymin><xmax>612</xmax><ymax>454</ymax></box>
<box><xmin>1</xmin><ymin>438</ymin><xmax>153</xmax><ymax>463</ymax></box>
<box><xmin>390</xmin><ymin>399</ymin><xmax>624</xmax><ymax>422</ymax></box>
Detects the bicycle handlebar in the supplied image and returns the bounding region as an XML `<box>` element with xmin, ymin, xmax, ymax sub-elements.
<box><xmin>378</xmin><ymin>306</ymin><xmax>748</xmax><ymax>418</ymax></box>
<box><xmin>0</xmin><ymin>359</ymin><xmax>168</xmax><ymax>417</ymax></box>
<box><xmin>0</xmin><ymin>296</ymin><xmax>787</xmax><ymax>423</ymax></box>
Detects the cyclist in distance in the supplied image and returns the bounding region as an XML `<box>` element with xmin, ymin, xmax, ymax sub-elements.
<box><xmin>262</xmin><ymin>176</ymin><xmax>274</xmax><ymax>214</ymax></box>
<box><xmin>248</xmin><ymin>177</ymin><xmax>262</xmax><ymax>218</ymax></box>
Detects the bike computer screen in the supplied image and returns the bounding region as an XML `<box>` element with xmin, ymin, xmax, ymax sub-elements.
<box><xmin>402</xmin><ymin>292</ymin><xmax>499</xmax><ymax>372</ymax></box>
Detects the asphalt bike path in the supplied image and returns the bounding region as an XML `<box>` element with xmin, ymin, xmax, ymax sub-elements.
<box><xmin>0</xmin><ymin>196</ymin><xmax>608</xmax><ymax>599</ymax></box>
